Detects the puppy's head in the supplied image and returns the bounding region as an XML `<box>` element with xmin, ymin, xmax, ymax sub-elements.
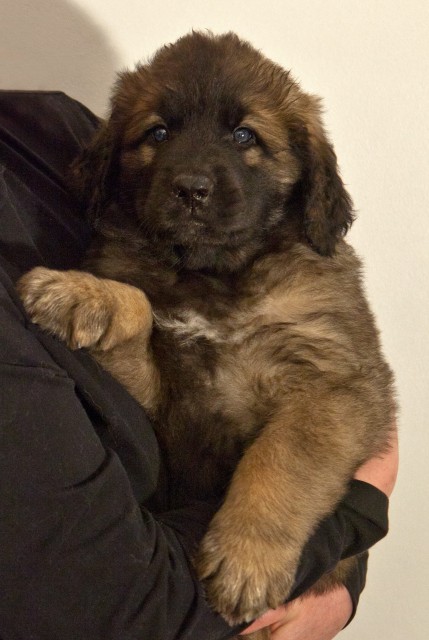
<box><xmin>74</xmin><ymin>32</ymin><xmax>353</xmax><ymax>271</ymax></box>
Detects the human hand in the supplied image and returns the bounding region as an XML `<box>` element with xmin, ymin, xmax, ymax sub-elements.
<box><xmin>241</xmin><ymin>586</ymin><xmax>353</xmax><ymax>640</ymax></box>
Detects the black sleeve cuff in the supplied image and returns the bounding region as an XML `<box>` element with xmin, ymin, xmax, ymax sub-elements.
<box><xmin>342</xmin><ymin>552</ymin><xmax>368</xmax><ymax>627</ymax></box>
<box><xmin>341</xmin><ymin>480</ymin><xmax>389</xmax><ymax>557</ymax></box>
<box><xmin>290</xmin><ymin>479</ymin><xmax>388</xmax><ymax>600</ymax></box>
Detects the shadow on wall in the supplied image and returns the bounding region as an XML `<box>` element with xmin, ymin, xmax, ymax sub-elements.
<box><xmin>0</xmin><ymin>0</ymin><xmax>120</xmax><ymax>115</ymax></box>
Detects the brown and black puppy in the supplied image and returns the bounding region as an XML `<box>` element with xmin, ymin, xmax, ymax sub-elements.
<box><xmin>18</xmin><ymin>31</ymin><xmax>395</xmax><ymax>633</ymax></box>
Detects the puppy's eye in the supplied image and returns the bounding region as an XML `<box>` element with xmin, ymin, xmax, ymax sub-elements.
<box><xmin>233</xmin><ymin>127</ymin><xmax>256</xmax><ymax>145</ymax></box>
<box><xmin>150</xmin><ymin>126</ymin><xmax>169</xmax><ymax>143</ymax></box>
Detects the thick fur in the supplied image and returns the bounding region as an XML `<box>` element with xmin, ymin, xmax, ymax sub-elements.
<box><xmin>18</xmin><ymin>32</ymin><xmax>394</xmax><ymax>635</ymax></box>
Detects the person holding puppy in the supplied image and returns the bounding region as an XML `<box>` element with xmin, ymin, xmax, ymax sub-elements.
<box><xmin>0</xmin><ymin>90</ymin><xmax>397</xmax><ymax>640</ymax></box>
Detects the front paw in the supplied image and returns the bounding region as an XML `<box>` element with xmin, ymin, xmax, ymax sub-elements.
<box><xmin>17</xmin><ymin>267</ymin><xmax>152</xmax><ymax>351</ymax></box>
<box><xmin>195</xmin><ymin>511</ymin><xmax>299</xmax><ymax>624</ymax></box>
<box><xmin>17</xmin><ymin>267</ymin><xmax>114</xmax><ymax>349</ymax></box>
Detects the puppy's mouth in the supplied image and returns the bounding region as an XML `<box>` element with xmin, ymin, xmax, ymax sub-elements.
<box><xmin>150</xmin><ymin>194</ymin><xmax>252</xmax><ymax>242</ymax></box>
<box><xmin>168</xmin><ymin>214</ymin><xmax>253</xmax><ymax>247</ymax></box>
<box><xmin>166</xmin><ymin>216</ymin><xmax>258</xmax><ymax>271</ymax></box>
<box><xmin>171</xmin><ymin>238</ymin><xmax>245</xmax><ymax>272</ymax></box>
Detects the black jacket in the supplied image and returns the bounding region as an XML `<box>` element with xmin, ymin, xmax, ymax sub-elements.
<box><xmin>0</xmin><ymin>91</ymin><xmax>389</xmax><ymax>639</ymax></box>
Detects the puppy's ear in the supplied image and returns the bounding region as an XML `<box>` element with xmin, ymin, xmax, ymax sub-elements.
<box><xmin>70</xmin><ymin>67</ymin><xmax>149</xmax><ymax>226</ymax></box>
<box><xmin>70</xmin><ymin>122</ymin><xmax>118</xmax><ymax>226</ymax></box>
<box><xmin>297</xmin><ymin>112</ymin><xmax>354</xmax><ymax>256</ymax></box>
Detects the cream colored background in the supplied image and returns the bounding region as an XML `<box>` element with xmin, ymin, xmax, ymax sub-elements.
<box><xmin>1</xmin><ymin>0</ymin><xmax>428</xmax><ymax>637</ymax></box>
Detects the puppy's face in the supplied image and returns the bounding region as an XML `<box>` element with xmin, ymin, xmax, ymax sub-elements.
<box><xmin>76</xmin><ymin>33</ymin><xmax>353</xmax><ymax>272</ymax></box>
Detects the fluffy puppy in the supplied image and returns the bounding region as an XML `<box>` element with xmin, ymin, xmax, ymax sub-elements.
<box><xmin>19</xmin><ymin>31</ymin><xmax>395</xmax><ymax>633</ymax></box>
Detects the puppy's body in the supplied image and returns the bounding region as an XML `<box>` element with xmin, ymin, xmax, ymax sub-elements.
<box><xmin>18</xmin><ymin>32</ymin><xmax>394</xmax><ymax>630</ymax></box>
<box><xmin>87</xmin><ymin>233</ymin><xmax>390</xmax><ymax>506</ymax></box>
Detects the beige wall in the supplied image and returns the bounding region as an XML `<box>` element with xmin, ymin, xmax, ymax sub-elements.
<box><xmin>2</xmin><ymin>0</ymin><xmax>428</xmax><ymax>637</ymax></box>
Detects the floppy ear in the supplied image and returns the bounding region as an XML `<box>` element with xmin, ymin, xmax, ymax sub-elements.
<box><xmin>69</xmin><ymin>120</ymin><xmax>119</xmax><ymax>226</ymax></box>
<box><xmin>299</xmin><ymin>119</ymin><xmax>354</xmax><ymax>256</ymax></box>
<box><xmin>69</xmin><ymin>66</ymin><xmax>151</xmax><ymax>226</ymax></box>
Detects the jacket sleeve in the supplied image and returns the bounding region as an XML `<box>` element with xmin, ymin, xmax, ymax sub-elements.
<box><xmin>287</xmin><ymin>479</ymin><xmax>387</xmax><ymax>622</ymax></box>
<box><xmin>0</xmin><ymin>274</ymin><xmax>234</xmax><ymax>640</ymax></box>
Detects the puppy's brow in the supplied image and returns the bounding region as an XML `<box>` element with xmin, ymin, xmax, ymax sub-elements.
<box><xmin>243</xmin><ymin>113</ymin><xmax>287</xmax><ymax>152</ymax></box>
<box><xmin>141</xmin><ymin>114</ymin><xmax>165</xmax><ymax>130</ymax></box>
<box><xmin>124</xmin><ymin>114</ymin><xmax>165</xmax><ymax>147</ymax></box>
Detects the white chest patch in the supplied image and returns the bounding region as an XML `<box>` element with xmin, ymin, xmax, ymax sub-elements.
<box><xmin>154</xmin><ymin>309</ymin><xmax>225</xmax><ymax>344</ymax></box>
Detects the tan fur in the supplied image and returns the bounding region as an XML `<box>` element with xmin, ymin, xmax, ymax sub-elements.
<box><xmin>244</xmin><ymin>146</ymin><xmax>263</xmax><ymax>167</ymax></box>
<box><xmin>18</xmin><ymin>32</ymin><xmax>394</xmax><ymax>637</ymax></box>
<box><xmin>139</xmin><ymin>145</ymin><xmax>156</xmax><ymax>166</ymax></box>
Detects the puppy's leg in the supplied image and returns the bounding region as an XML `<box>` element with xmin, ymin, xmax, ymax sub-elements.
<box><xmin>18</xmin><ymin>267</ymin><xmax>161</xmax><ymax>411</ymax></box>
<box><xmin>18</xmin><ymin>267</ymin><xmax>152</xmax><ymax>351</ymax></box>
<box><xmin>196</xmin><ymin>386</ymin><xmax>365</xmax><ymax>624</ymax></box>
<box><xmin>17</xmin><ymin>267</ymin><xmax>160</xmax><ymax>413</ymax></box>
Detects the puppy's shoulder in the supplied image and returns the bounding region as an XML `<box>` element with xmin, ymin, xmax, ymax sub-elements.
<box><xmin>250</xmin><ymin>240</ymin><xmax>362</xmax><ymax>294</ymax></box>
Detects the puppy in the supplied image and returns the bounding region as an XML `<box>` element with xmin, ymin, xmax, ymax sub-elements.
<box><xmin>18</xmin><ymin>31</ymin><xmax>395</xmax><ymax>635</ymax></box>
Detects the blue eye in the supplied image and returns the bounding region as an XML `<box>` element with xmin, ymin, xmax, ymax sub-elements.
<box><xmin>151</xmin><ymin>126</ymin><xmax>169</xmax><ymax>142</ymax></box>
<box><xmin>233</xmin><ymin>127</ymin><xmax>255</xmax><ymax>145</ymax></box>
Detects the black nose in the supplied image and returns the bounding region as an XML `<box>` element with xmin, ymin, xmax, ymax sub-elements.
<box><xmin>172</xmin><ymin>174</ymin><xmax>214</xmax><ymax>204</ymax></box>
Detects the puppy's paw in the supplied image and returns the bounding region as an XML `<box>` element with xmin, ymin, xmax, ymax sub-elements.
<box><xmin>195</xmin><ymin>510</ymin><xmax>299</xmax><ymax>624</ymax></box>
<box><xmin>17</xmin><ymin>267</ymin><xmax>152</xmax><ymax>351</ymax></box>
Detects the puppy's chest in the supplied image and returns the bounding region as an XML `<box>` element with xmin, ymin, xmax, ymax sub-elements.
<box><xmin>152</xmin><ymin>306</ymin><xmax>250</xmax><ymax>390</ymax></box>
<box><xmin>151</xmin><ymin>300</ymin><xmax>286</xmax><ymax>430</ymax></box>
<box><xmin>154</xmin><ymin>308</ymin><xmax>246</xmax><ymax>348</ymax></box>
